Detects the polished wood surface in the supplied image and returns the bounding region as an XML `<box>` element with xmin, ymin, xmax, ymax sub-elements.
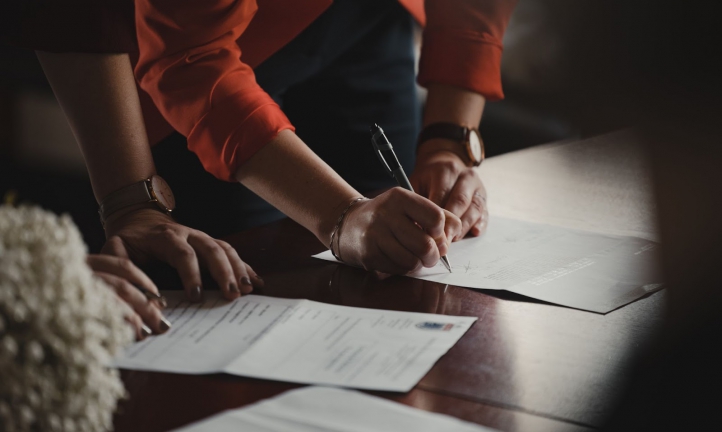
<box><xmin>115</xmin><ymin>132</ymin><xmax>661</xmax><ymax>431</ymax></box>
<box><xmin>115</xmin><ymin>370</ymin><xmax>592</xmax><ymax>432</ymax></box>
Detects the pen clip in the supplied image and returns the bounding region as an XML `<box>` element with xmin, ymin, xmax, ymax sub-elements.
<box><xmin>371</xmin><ymin>124</ymin><xmax>393</xmax><ymax>177</ymax></box>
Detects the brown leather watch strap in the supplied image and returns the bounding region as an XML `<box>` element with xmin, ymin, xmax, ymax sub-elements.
<box><xmin>99</xmin><ymin>180</ymin><xmax>153</xmax><ymax>223</ymax></box>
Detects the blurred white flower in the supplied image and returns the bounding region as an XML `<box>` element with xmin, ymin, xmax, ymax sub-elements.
<box><xmin>0</xmin><ymin>205</ymin><xmax>133</xmax><ymax>432</ymax></box>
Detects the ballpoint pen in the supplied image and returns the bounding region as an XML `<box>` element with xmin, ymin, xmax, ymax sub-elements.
<box><xmin>370</xmin><ymin>124</ymin><xmax>452</xmax><ymax>273</ymax></box>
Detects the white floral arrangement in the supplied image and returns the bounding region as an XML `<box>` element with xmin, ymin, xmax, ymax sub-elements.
<box><xmin>0</xmin><ymin>205</ymin><xmax>133</xmax><ymax>432</ymax></box>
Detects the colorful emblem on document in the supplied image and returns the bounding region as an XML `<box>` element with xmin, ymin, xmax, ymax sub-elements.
<box><xmin>416</xmin><ymin>322</ymin><xmax>454</xmax><ymax>331</ymax></box>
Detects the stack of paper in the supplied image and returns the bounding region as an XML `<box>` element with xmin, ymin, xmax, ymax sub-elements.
<box><xmin>173</xmin><ymin>386</ymin><xmax>496</xmax><ymax>431</ymax></box>
<box><xmin>115</xmin><ymin>291</ymin><xmax>476</xmax><ymax>391</ymax></box>
<box><xmin>314</xmin><ymin>217</ymin><xmax>663</xmax><ymax>313</ymax></box>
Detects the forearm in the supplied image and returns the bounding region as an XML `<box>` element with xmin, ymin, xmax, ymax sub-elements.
<box><xmin>235</xmin><ymin>130</ymin><xmax>360</xmax><ymax>246</ymax></box>
<box><xmin>419</xmin><ymin>83</ymin><xmax>486</xmax><ymax>159</ymax></box>
<box><xmin>36</xmin><ymin>52</ymin><xmax>155</xmax><ymax>202</ymax></box>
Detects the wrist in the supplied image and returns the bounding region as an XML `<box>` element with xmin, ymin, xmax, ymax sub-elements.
<box><xmin>328</xmin><ymin>197</ymin><xmax>367</xmax><ymax>260</ymax></box>
<box><xmin>417</xmin><ymin>138</ymin><xmax>468</xmax><ymax>165</ymax></box>
<box><xmin>317</xmin><ymin>195</ymin><xmax>366</xmax><ymax>248</ymax></box>
<box><xmin>98</xmin><ymin>175</ymin><xmax>176</xmax><ymax>227</ymax></box>
<box><xmin>103</xmin><ymin>205</ymin><xmax>173</xmax><ymax>236</ymax></box>
<box><xmin>93</xmin><ymin>174</ymin><xmax>155</xmax><ymax>205</ymax></box>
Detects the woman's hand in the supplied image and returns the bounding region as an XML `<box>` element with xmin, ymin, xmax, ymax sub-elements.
<box><xmin>415</xmin><ymin>83</ymin><xmax>489</xmax><ymax>239</ymax></box>
<box><xmin>336</xmin><ymin>188</ymin><xmax>462</xmax><ymax>275</ymax></box>
<box><xmin>87</xmin><ymin>254</ymin><xmax>170</xmax><ymax>340</ymax></box>
<box><xmin>410</xmin><ymin>149</ymin><xmax>489</xmax><ymax>239</ymax></box>
<box><xmin>102</xmin><ymin>208</ymin><xmax>263</xmax><ymax>303</ymax></box>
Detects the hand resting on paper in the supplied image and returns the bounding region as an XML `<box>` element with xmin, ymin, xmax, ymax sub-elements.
<box><xmin>102</xmin><ymin>208</ymin><xmax>264</xmax><ymax>304</ymax></box>
<box><xmin>87</xmin><ymin>254</ymin><xmax>169</xmax><ymax>341</ymax></box>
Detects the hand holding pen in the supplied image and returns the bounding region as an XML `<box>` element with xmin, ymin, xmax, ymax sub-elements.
<box><xmin>371</xmin><ymin>124</ymin><xmax>454</xmax><ymax>273</ymax></box>
<box><xmin>332</xmin><ymin>187</ymin><xmax>460</xmax><ymax>275</ymax></box>
<box><xmin>321</xmin><ymin>125</ymin><xmax>461</xmax><ymax>276</ymax></box>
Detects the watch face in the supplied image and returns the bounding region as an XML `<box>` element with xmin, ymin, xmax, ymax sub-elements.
<box><xmin>468</xmin><ymin>129</ymin><xmax>484</xmax><ymax>164</ymax></box>
<box><xmin>150</xmin><ymin>175</ymin><xmax>176</xmax><ymax>211</ymax></box>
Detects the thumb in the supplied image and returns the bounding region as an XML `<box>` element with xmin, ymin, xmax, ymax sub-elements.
<box><xmin>442</xmin><ymin>210</ymin><xmax>462</xmax><ymax>242</ymax></box>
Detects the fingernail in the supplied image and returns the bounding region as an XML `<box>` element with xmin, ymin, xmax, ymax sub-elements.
<box><xmin>254</xmin><ymin>276</ymin><xmax>265</xmax><ymax>287</ymax></box>
<box><xmin>156</xmin><ymin>296</ymin><xmax>168</xmax><ymax>309</ymax></box>
<box><xmin>159</xmin><ymin>317</ymin><xmax>172</xmax><ymax>333</ymax></box>
<box><xmin>189</xmin><ymin>286</ymin><xmax>202</xmax><ymax>302</ymax></box>
<box><xmin>141</xmin><ymin>324</ymin><xmax>153</xmax><ymax>337</ymax></box>
<box><xmin>240</xmin><ymin>277</ymin><xmax>253</xmax><ymax>295</ymax></box>
<box><xmin>229</xmin><ymin>282</ymin><xmax>240</xmax><ymax>294</ymax></box>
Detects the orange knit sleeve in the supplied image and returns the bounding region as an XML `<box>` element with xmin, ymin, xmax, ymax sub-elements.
<box><xmin>134</xmin><ymin>0</ymin><xmax>294</xmax><ymax>181</ymax></box>
<box><xmin>417</xmin><ymin>0</ymin><xmax>517</xmax><ymax>101</ymax></box>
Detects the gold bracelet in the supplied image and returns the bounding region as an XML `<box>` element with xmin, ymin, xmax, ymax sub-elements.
<box><xmin>329</xmin><ymin>197</ymin><xmax>367</xmax><ymax>261</ymax></box>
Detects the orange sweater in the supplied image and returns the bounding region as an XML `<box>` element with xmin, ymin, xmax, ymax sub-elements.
<box><xmin>135</xmin><ymin>0</ymin><xmax>516</xmax><ymax>181</ymax></box>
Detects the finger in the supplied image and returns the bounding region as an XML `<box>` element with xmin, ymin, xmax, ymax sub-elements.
<box><xmin>409</xmin><ymin>172</ymin><xmax>424</xmax><ymax>197</ymax></box>
<box><xmin>389</xmin><ymin>217</ymin><xmax>441</xmax><ymax>268</ymax></box>
<box><xmin>457</xmin><ymin>190</ymin><xmax>486</xmax><ymax>238</ymax></box>
<box><xmin>96</xmin><ymin>272</ymin><xmax>170</xmax><ymax>335</ymax></box>
<box><xmin>376</xmin><ymin>231</ymin><xmax>424</xmax><ymax>274</ymax></box>
<box><xmin>215</xmin><ymin>240</ymin><xmax>254</xmax><ymax>295</ymax></box>
<box><xmin>444</xmin><ymin>171</ymin><xmax>482</xmax><ymax>220</ymax></box>
<box><xmin>470</xmin><ymin>207</ymin><xmax>490</xmax><ymax>237</ymax></box>
<box><xmin>426</xmin><ymin>169</ymin><xmax>457</xmax><ymax>207</ymax></box>
<box><xmin>188</xmin><ymin>234</ymin><xmax>240</xmax><ymax>301</ymax></box>
<box><xmin>391</xmin><ymin>188</ymin><xmax>446</xmax><ymax>240</ymax></box>
<box><xmin>101</xmin><ymin>235</ymin><xmax>130</xmax><ymax>259</ymax></box>
<box><xmin>112</xmin><ymin>294</ymin><xmax>145</xmax><ymax>340</ymax></box>
<box><xmin>442</xmin><ymin>210</ymin><xmax>463</xmax><ymax>243</ymax></box>
<box><xmin>150</xmin><ymin>230</ymin><xmax>203</xmax><ymax>302</ymax></box>
<box><xmin>364</xmin><ymin>235</ymin><xmax>421</xmax><ymax>274</ymax></box>
<box><xmin>86</xmin><ymin>255</ymin><xmax>165</xmax><ymax>308</ymax></box>
<box><xmin>244</xmin><ymin>263</ymin><xmax>264</xmax><ymax>290</ymax></box>
<box><xmin>124</xmin><ymin>311</ymin><xmax>147</xmax><ymax>341</ymax></box>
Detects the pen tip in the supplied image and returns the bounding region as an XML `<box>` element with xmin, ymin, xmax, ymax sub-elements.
<box><xmin>440</xmin><ymin>256</ymin><xmax>452</xmax><ymax>273</ymax></box>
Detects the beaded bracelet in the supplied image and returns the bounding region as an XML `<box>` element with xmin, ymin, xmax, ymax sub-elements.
<box><xmin>329</xmin><ymin>197</ymin><xmax>367</xmax><ymax>261</ymax></box>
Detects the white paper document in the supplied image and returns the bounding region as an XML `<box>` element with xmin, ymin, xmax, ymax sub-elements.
<box><xmin>173</xmin><ymin>386</ymin><xmax>496</xmax><ymax>432</ymax></box>
<box><xmin>115</xmin><ymin>291</ymin><xmax>476</xmax><ymax>391</ymax></box>
<box><xmin>314</xmin><ymin>217</ymin><xmax>663</xmax><ymax>313</ymax></box>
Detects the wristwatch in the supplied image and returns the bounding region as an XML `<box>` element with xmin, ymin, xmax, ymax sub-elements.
<box><xmin>98</xmin><ymin>175</ymin><xmax>176</xmax><ymax>224</ymax></box>
<box><xmin>418</xmin><ymin>122</ymin><xmax>485</xmax><ymax>167</ymax></box>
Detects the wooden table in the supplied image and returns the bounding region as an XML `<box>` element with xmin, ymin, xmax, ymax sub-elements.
<box><xmin>114</xmin><ymin>131</ymin><xmax>663</xmax><ymax>432</ymax></box>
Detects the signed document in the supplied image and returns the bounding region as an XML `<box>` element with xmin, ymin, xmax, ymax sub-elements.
<box><xmin>115</xmin><ymin>292</ymin><xmax>476</xmax><ymax>391</ymax></box>
<box><xmin>314</xmin><ymin>217</ymin><xmax>663</xmax><ymax>313</ymax></box>
<box><xmin>173</xmin><ymin>386</ymin><xmax>496</xmax><ymax>432</ymax></box>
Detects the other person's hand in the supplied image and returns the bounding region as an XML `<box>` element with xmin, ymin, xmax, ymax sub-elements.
<box><xmin>336</xmin><ymin>188</ymin><xmax>462</xmax><ymax>275</ymax></box>
<box><xmin>102</xmin><ymin>208</ymin><xmax>263</xmax><ymax>303</ymax></box>
<box><xmin>87</xmin><ymin>254</ymin><xmax>170</xmax><ymax>340</ymax></box>
<box><xmin>410</xmin><ymin>148</ymin><xmax>488</xmax><ymax>239</ymax></box>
